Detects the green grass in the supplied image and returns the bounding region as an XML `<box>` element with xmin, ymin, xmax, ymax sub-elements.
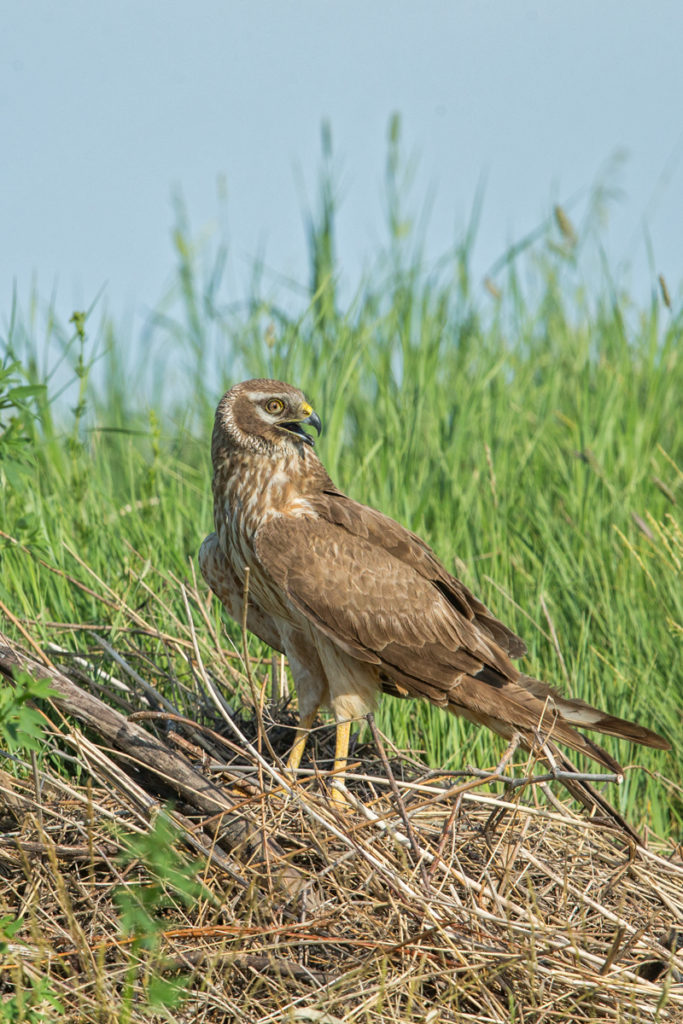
<box><xmin>1</xmin><ymin>136</ymin><xmax>682</xmax><ymax>842</ymax></box>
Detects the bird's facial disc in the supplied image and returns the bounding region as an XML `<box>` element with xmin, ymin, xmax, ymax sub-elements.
<box><xmin>259</xmin><ymin>396</ymin><xmax>322</xmax><ymax>447</ymax></box>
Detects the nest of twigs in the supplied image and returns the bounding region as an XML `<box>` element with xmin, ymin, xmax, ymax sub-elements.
<box><xmin>0</xmin><ymin>571</ymin><xmax>682</xmax><ymax>1022</ymax></box>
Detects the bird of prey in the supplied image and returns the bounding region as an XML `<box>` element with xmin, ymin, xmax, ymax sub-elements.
<box><xmin>199</xmin><ymin>378</ymin><xmax>669</xmax><ymax>813</ymax></box>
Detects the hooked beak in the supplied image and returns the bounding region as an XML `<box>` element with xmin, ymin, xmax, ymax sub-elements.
<box><xmin>282</xmin><ymin>405</ymin><xmax>322</xmax><ymax>447</ymax></box>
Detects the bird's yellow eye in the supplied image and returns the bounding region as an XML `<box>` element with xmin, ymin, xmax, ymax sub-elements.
<box><xmin>265</xmin><ymin>398</ymin><xmax>284</xmax><ymax>415</ymax></box>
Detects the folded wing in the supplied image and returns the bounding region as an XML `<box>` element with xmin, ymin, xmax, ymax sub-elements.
<box><xmin>254</xmin><ymin>514</ymin><xmax>670</xmax><ymax>771</ymax></box>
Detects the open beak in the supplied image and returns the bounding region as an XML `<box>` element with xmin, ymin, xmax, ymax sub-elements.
<box><xmin>282</xmin><ymin>406</ymin><xmax>322</xmax><ymax>447</ymax></box>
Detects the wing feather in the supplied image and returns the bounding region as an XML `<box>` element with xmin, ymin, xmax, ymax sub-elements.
<box><xmin>253</xmin><ymin>516</ymin><xmax>515</xmax><ymax>685</ymax></box>
<box><xmin>310</xmin><ymin>490</ymin><xmax>527</xmax><ymax>658</ymax></box>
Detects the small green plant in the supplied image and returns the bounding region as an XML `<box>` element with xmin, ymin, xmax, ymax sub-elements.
<box><xmin>0</xmin><ymin>977</ymin><xmax>65</xmax><ymax>1024</ymax></box>
<box><xmin>0</xmin><ymin>673</ymin><xmax>56</xmax><ymax>755</ymax></box>
<box><xmin>114</xmin><ymin>813</ymin><xmax>203</xmax><ymax>1019</ymax></box>
<box><xmin>0</xmin><ymin>917</ymin><xmax>66</xmax><ymax>1024</ymax></box>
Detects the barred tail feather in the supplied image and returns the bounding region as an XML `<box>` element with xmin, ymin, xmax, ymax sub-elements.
<box><xmin>517</xmin><ymin>674</ymin><xmax>671</xmax><ymax>751</ymax></box>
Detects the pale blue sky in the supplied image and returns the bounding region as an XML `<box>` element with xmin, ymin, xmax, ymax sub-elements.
<box><xmin>3</xmin><ymin>1</ymin><xmax>682</xmax><ymax>333</ymax></box>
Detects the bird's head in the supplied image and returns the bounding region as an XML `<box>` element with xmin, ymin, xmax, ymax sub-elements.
<box><xmin>212</xmin><ymin>379</ymin><xmax>322</xmax><ymax>459</ymax></box>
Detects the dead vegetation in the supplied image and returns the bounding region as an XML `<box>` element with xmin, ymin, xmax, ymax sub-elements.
<box><xmin>0</xmin><ymin>562</ymin><xmax>682</xmax><ymax>1023</ymax></box>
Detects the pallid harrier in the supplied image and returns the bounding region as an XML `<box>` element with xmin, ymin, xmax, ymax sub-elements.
<box><xmin>200</xmin><ymin>379</ymin><xmax>669</xmax><ymax>816</ymax></box>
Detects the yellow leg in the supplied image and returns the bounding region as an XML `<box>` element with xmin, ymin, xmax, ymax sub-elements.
<box><xmin>286</xmin><ymin>709</ymin><xmax>318</xmax><ymax>779</ymax></box>
<box><xmin>330</xmin><ymin>719</ymin><xmax>352</xmax><ymax>805</ymax></box>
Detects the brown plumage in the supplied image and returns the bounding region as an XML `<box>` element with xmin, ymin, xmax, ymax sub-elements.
<box><xmin>200</xmin><ymin>378</ymin><xmax>669</xmax><ymax>824</ymax></box>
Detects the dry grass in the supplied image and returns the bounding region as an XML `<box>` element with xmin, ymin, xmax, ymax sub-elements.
<box><xmin>0</xmin><ymin>562</ymin><xmax>682</xmax><ymax>1023</ymax></box>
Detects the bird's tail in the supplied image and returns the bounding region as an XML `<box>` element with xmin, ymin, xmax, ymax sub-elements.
<box><xmin>515</xmin><ymin>672</ymin><xmax>670</xmax><ymax>768</ymax></box>
<box><xmin>461</xmin><ymin>667</ymin><xmax>670</xmax><ymax>772</ymax></box>
<box><xmin>446</xmin><ymin>669</ymin><xmax>670</xmax><ymax>844</ymax></box>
